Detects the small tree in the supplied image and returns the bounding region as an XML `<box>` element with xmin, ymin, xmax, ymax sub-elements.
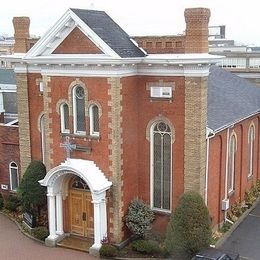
<box><xmin>165</xmin><ymin>191</ymin><xmax>212</xmax><ymax>259</ymax></box>
<box><xmin>18</xmin><ymin>161</ymin><xmax>47</xmax><ymax>217</ymax></box>
<box><xmin>125</xmin><ymin>199</ymin><xmax>154</xmax><ymax>238</ymax></box>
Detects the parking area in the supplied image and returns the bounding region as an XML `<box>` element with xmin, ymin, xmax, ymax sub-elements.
<box><xmin>220</xmin><ymin>201</ymin><xmax>260</xmax><ymax>260</ymax></box>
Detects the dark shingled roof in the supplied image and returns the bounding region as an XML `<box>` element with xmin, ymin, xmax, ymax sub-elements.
<box><xmin>71</xmin><ymin>8</ymin><xmax>146</xmax><ymax>58</ymax></box>
<box><xmin>208</xmin><ymin>65</ymin><xmax>260</xmax><ymax>131</ymax></box>
<box><xmin>0</xmin><ymin>69</ymin><xmax>16</xmax><ymax>85</ymax></box>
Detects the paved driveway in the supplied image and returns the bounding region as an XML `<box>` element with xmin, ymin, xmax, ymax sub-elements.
<box><xmin>220</xmin><ymin>201</ymin><xmax>260</xmax><ymax>260</ymax></box>
<box><xmin>0</xmin><ymin>213</ymin><xmax>95</xmax><ymax>260</ymax></box>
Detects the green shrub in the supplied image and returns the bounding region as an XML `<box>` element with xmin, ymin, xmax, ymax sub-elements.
<box><xmin>0</xmin><ymin>193</ymin><xmax>3</xmax><ymax>210</ymax></box>
<box><xmin>31</xmin><ymin>226</ymin><xmax>49</xmax><ymax>241</ymax></box>
<box><xmin>245</xmin><ymin>190</ymin><xmax>256</xmax><ymax>207</ymax></box>
<box><xmin>5</xmin><ymin>195</ymin><xmax>21</xmax><ymax>212</ymax></box>
<box><xmin>231</xmin><ymin>201</ymin><xmax>244</xmax><ymax>217</ymax></box>
<box><xmin>256</xmin><ymin>180</ymin><xmax>260</xmax><ymax>193</ymax></box>
<box><xmin>219</xmin><ymin>222</ymin><xmax>232</xmax><ymax>233</ymax></box>
<box><xmin>131</xmin><ymin>239</ymin><xmax>161</xmax><ymax>254</ymax></box>
<box><xmin>99</xmin><ymin>244</ymin><xmax>117</xmax><ymax>258</ymax></box>
<box><xmin>125</xmin><ymin>199</ymin><xmax>154</xmax><ymax>238</ymax></box>
<box><xmin>18</xmin><ymin>161</ymin><xmax>47</xmax><ymax>215</ymax></box>
<box><xmin>165</xmin><ymin>191</ymin><xmax>212</xmax><ymax>259</ymax></box>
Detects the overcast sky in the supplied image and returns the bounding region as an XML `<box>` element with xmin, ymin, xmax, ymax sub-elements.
<box><xmin>1</xmin><ymin>0</ymin><xmax>259</xmax><ymax>46</ymax></box>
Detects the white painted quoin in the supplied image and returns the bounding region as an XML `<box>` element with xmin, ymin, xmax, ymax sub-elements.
<box><xmin>39</xmin><ymin>159</ymin><xmax>112</xmax><ymax>252</ymax></box>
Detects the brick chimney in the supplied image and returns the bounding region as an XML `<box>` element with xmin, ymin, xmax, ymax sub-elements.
<box><xmin>12</xmin><ymin>17</ymin><xmax>30</xmax><ymax>53</ymax></box>
<box><xmin>184</xmin><ymin>8</ymin><xmax>210</xmax><ymax>53</ymax></box>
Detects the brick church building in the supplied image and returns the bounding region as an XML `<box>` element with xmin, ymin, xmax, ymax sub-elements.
<box><xmin>2</xmin><ymin>7</ymin><xmax>260</xmax><ymax>254</ymax></box>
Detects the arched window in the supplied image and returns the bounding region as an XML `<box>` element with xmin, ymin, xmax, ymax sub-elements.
<box><xmin>40</xmin><ymin>115</ymin><xmax>46</xmax><ymax>164</ymax></box>
<box><xmin>9</xmin><ymin>162</ymin><xmax>18</xmax><ymax>191</ymax></box>
<box><xmin>248</xmin><ymin>124</ymin><xmax>255</xmax><ymax>178</ymax></box>
<box><xmin>73</xmin><ymin>85</ymin><xmax>86</xmax><ymax>134</ymax></box>
<box><xmin>89</xmin><ymin>104</ymin><xmax>99</xmax><ymax>136</ymax></box>
<box><xmin>151</xmin><ymin>121</ymin><xmax>172</xmax><ymax>211</ymax></box>
<box><xmin>228</xmin><ymin>134</ymin><xmax>236</xmax><ymax>193</ymax></box>
<box><xmin>60</xmin><ymin>103</ymin><xmax>69</xmax><ymax>133</ymax></box>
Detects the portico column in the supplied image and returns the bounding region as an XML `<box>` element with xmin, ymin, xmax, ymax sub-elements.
<box><xmin>56</xmin><ymin>193</ymin><xmax>64</xmax><ymax>235</ymax></box>
<box><xmin>92</xmin><ymin>199</ymin><xmax>102</xmax><ymax>249</ymax></box>
<box><xmin>47</xmin><ymin>192</ymin><xmax>58</xmax><ymax>240</ymax></box>
<box><xmin>100</xmin><ymin>197</ymin><xmax>107</xmax><ymax>239</ymax></box>
<box><xmin>89</xmin><ymin>192</ymin><xmax>108</xmax><ymax>257</ymax></box>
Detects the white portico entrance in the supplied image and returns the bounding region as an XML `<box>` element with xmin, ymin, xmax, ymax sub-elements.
<box><xmin>39</xmin><ymin>159</ymin><xmax>112</xmax><ymax>254</ymax></box>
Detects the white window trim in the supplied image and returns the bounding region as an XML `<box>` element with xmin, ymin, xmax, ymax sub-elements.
<box><xmin>72</xmin><ymin>85</ymin><xmax>86</xmax><ymax>135</ymax></box>
<box><xmin>9</xmin><ymin>162</ymin><xmax>18</xmax><ymax>191</ymax></box>
<box><xmin>248</xmin><ymin>124</ymin><xmax>255</xmax><ymax>178</ymax></box>
<box><xmin>150</xmin><ymin>121</ymin><xmax>172</xmax><ymax>213</ymax></box>
<box><xmin>228</xmin><ymin>134</ymin><xmax>236</xmax><ymax>194</ymax></box>
<box><xmin>89</xmin><ymin>104</ymin><xmax>100</xmax><ymax>137</ymax></box>
<box><xmin>40</xmin><ymin>115</ymin><xmax>46</xmax><ymax>164</ymax></box>
<box><xmin>60</xmin><ymin>103</ymin><xmax>70</xmax><ymax>134</ymax></box>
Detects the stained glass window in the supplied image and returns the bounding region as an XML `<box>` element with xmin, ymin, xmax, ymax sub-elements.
<box><xmin>152</xmin><ymin>121</ymin><xmax>171</xmax><ymax>210</ymax></box>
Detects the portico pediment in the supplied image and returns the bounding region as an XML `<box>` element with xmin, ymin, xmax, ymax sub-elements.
<box><xmin>39</xmin><ymin>158</ymin><xmax>112</xmax><ymax>195</ymax></box>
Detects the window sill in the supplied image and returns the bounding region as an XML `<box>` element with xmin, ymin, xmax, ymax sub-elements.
<box><xmin>152</xmin><ymin>208</ymin><xmax>171</xmax><ymax>216</ymax></box>
<box><xmin>60</xmin><ymin>132</ymin><xmax>100</xmax><ymax>141</ymax></box>
<box><xmin>150</xmin><ymin>97</ymin><xmax>172</xmax><ymax>102</ymax></box>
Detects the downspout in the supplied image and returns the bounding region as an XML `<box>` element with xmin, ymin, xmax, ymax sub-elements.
<box><xmin>205</xmin><ymin>127</ymin><xmax>215</xmax><ymax>206</ymax></box>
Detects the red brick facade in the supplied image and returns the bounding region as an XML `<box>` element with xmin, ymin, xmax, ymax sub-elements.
<box><xmin>3</xmin><ymin>7</ymin><xmax>260</xmax><ymax>248</ymax></box>
<box><xmin>0</xmin><ymin>125</ymin><xmax>20</xmax><ymax>195</ymax></box>
<box><xmin>53</xmin><ymin>27</ymin><xmax>103</xmax><ymax>54</ymax></box>
<box><xmin>208</xmin><ymin>117</ymin><xmax>260</xmax><ymax>229</ymax></box>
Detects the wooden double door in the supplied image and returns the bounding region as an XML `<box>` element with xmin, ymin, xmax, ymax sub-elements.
<box><xmin>69</xmin><ymin>189</ymin><xmax>94</xmax><ymax>237</ymax></box>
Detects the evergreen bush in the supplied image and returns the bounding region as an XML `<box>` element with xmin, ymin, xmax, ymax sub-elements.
<box><xmin>99</xmin><ymin>244</ymin><xmax>117</xmax><ymax>258</ymax></box>
<box><xmin>31</xmin><ymin>226</ymin><xmax>49</xmax><ymax>241</ymax></box>
<box><xmin>0</xmin><ymin>193</ymin><xmax>4</xmax><ymax>210</ymax></box>
<box><xmin>5</xmin><ymin>195</ymin><xmax>21</xmax><ymax>212</ymax></box>
<box><xmin>125</xmin><ymin>199</ymin><xmax>155</xmax><ymax>238</ymax></box>
<box><xmin>131</xmin><ymin>239</ymin><xmax>161</xmax><ymax>254</ymax></box>
<box><xmin>18</xmin><ymin>161</ymin><xmax>47</xmax><ymax>215</ymax></box>
<box><xmin>165</xmin><ymin>191</ymin><xmax>212</xmax><ymax>259</ymax></box>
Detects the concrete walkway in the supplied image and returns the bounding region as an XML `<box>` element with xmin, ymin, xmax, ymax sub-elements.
<box><xmin>220</xmin><ymin>200</ymin><xmax>260</xmax><ymax>260</ymax></box>
<box><xmin>0</xmin><ymin>213</ymin><xmax>95</xmax><ymax>260</ymax></box>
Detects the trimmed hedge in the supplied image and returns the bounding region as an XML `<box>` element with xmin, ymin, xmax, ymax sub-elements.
<box><xmin>165</xmin><ymin>191</ymin><xmax>212</xmax><ymax>259</ymax></box>
<box><xmin>5</xmin><ymin>195</ymin><xmax>21</xmax><ymax>212</ymax></box>
<box><xmin>131</xmin><ymin>239</ymin><xmax>161</xmax><ymax>254</ymax></box>
<box><xmin>18</xmin><ymin>160</ymin><xmax>47</xmax><ymax>214</ymax></box>
<box><xmin>0</xmin><ymin>193</ymin><xmax>3</xmax><ymax>210</ymax></box>
<box><xmin>99</xmin><ymin>244</ymin><xmax>117</xmax><ymax>258</ymax></box>
<box><xmin>31</xmin><ymin>226</ymin><xmax>49</xmax><ymax>241</ymax></box>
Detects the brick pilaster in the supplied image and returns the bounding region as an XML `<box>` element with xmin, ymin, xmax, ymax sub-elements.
<box><xmin>107</xmin><ymin>77</ymin><xmax>123</xmax><ymax>243</ymax></box>
<box><xmin>184</xmin><ymin>77</ymin><xmax>207</xmax><ymax>197</ymax></box>
<box><xmin>16</xmin><ymin>73</ymin><xmax>31</xmax><ymax>175</ymax></box>
<box><xmin>42</xmin><ymin>75</ymin><xmax>53</xmax><ymax>171</ymax></box>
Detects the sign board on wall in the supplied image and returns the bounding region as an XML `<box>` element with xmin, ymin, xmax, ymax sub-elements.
<box><xmin>1</xmin><ymin>184</ymin><xmax>8</xmax><ymax>190</ymax></box>
<box><xmin>23</xmin><ymin>212</ymin><xmax>36</xmax><ymax>228</ymax></box>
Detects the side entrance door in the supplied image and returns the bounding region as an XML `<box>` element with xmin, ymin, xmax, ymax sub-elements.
<box><xmin>70</xmin><ymin>189</ymin><xmax>94</xmax><ymax>237</ymax></box>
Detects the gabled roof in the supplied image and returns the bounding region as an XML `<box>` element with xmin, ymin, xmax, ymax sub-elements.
<box><xmin>0</xmin><ymin>68</ymin><xmax>16</xmax><ymax>85</ymax></box>
<box><xmin>71</xmin><ymin>8</ymin><xmax>146</xmax><ymax>58</ymax></box>
<box><xmin>208</xmin><ymin>66</ymin><xmax>260</xmax><ymax>132</ymax></box>
<box><xmin>25</xmin><ymin>8</ymin><xmax>145</xmax><ymax>59</ymax></box>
